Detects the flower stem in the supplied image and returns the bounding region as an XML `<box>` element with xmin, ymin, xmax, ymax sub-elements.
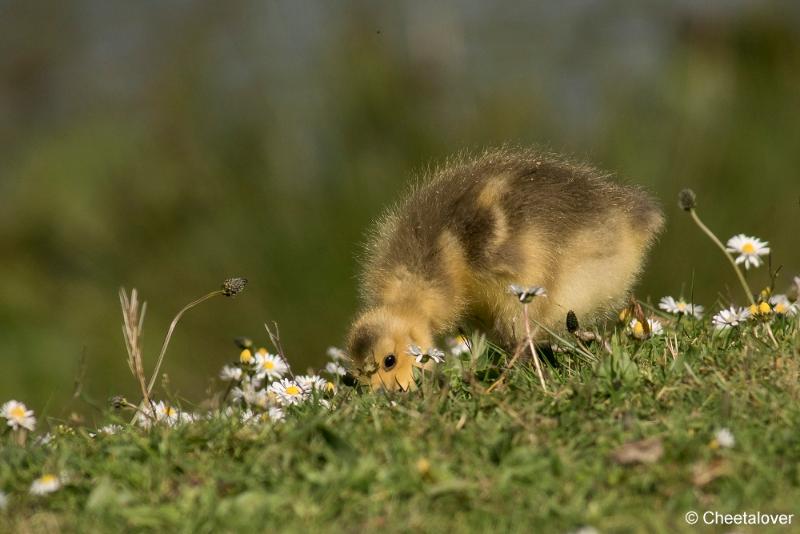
<box><xmin>523</xmin><ymin>304</ymin><xmax>548</xmax><ymax>393</ymax></box>
<box><xmin>146</xmin><ymin>290</ymin><xmax>223</xmax><ymax>396</ymax></box>
<box><xmin>689</xmin><ymin>209</ymin><xmax>756</xmax><ymax>306</ymax></box>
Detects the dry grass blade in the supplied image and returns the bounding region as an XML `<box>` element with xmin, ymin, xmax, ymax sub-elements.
<box><xmin>119</xmin><ymin>288</ymin><xmax>152</xmax><ymax>411</ymax></box>
<box><xmin>264</xmin><ymin>321</ymin><xmax>290</xmax><ymax>368</ymax></box>
<box><xmin>487</xmin><ymin>303</ymin><xmax>548</xmax><ymax>393</ymax></box>
<box><xmin>611</xmin><ymin>437</ymin><xmax>664</xmax><ymax>465</ymax></box>
<box><xmin>523</xmin><ymin>303</ymin><xmax>548</xmax><ymax>393</ymax></box>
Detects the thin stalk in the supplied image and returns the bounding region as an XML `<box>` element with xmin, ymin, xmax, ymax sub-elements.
<box><xmin>486</xmin><ymin>342</ymin><xmax>525</xmax><ymax>394</ymax></box>
<box><xmin>526</xmin><ymin>316</ymin><xmax>597</xmax><ymax>363</ymax></box>
<box><xmin>689</xmin><ymin>209</ymin><xmax>755</xmax><ymax>306</ymax></box>
<box><xmin>689</xmin><ymin>210</ymin><xmax>779</xmax><ymax>348</ymax></box>
<box><xmin>146</xmin><ymin>290</ymin><xmax>223</xmax><ymax>395</ymax></box>
<box><xmin>523</xmin><ymin>304</ymin><xmax>548</xmax><ymax>392</ymax></box>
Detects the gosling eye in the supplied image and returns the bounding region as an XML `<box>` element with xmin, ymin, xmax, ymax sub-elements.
<box><xmin>383</xmin><ymin>354</ymin><xmax>397</xmax><ymax>370</ymax></box>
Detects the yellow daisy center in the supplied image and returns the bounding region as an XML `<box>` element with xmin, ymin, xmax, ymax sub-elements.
<box><xmin>775</xmin><ymin>303</ymin><xmax>787</xmax><ymax>313</ymax></box>
<box><xmin>742</xmin><ymin>242</ymin><xmax>755</xmax><ymax>254</ymax></box>
<box><xmin>40</xmin><ymin>475</ymin><xmax>57</xmax><ymax>484</ymax></box>
<box><xmin>240</xmin><ymin>349</ymin><xmax>253</xmax><ymax>363</ymax></box>
<box><xmin>633</xmin><ymin>322</ymin><xmax>644</xmax><ymax>337</ymax></box>
<box><xmin>10</xmin><ymin>405</ymin><xmax>26</xmax><ymax>419</ymax></box>
<box><xmin>257</xmin><ymin>348</ymin><xmax>268</xmax><ymax>356</ymax></box>
<box><xmin>262</xmin><ymin>360</ymin><xmax>274</xmax><ymax>370</ymax></box>
<box><xmin>677</xmin><ymin>302</ymin><xmax>687</xmax><ymax>311</ymax></box>
<box><xmin>759</xmin><ymin>302</ymin><xmax>771</xmax><ymax>314</ymax></box>
<box><xmin>285</xmin><ymin>385</ymin><xmax>300</xmax><ymax>396</ymax></box>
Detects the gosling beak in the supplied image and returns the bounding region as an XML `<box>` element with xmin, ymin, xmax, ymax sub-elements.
<box><xmin>369</xmin><ymin>368</ymin><xmax>416</xmax><ymax>392</ymax></box>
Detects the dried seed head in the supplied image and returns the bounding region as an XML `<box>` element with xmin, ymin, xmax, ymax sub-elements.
<box><xmin>222</xmin><ymin>277</ymin><xmax>248</xmax><ymax>297</ymax></box>
<box><xmin>678</xmin><ymin>189</ymin><xmax>696</xmax><ymax>211</ymax></box>
<box><xmin>566</xmin><ymin>310</ymin><xmax>579</xmax><ymax>333</ymax></box>
<box><xmin>109</xmin><ymin>396</ymin><xmax>127</xmax><ymax>410</ymax></box>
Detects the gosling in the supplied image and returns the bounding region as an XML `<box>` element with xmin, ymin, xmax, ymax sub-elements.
<box><xmin>347</xmin><ymin>147</ymin><xmax>664</xmax><ymax>390</ymax></box>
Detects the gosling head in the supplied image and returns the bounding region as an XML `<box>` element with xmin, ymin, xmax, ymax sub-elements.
<box><xmin>346</xmin><ymin>308</ymin><xmax>432</xmax><ymax>391</ymax></box>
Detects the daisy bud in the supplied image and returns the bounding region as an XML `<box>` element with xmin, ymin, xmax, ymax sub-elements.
<box><xmin>222</xmin><ymin>277</ymin><xmax>248</xmax><ymax>297</ymax></box>
<box><xmin>678</xmin><ymin>188</ymin><xmax>696</xmax><ymax>211</ymax></box>
<box><xmin>566</xmin><ymin>310</ymin><xmax>579</xmax><ymax>334</ymax></box>
<box><xmin>234</xmin><ymin>337</ymin><xmax>253</xmax><ymax>350</ymax></box>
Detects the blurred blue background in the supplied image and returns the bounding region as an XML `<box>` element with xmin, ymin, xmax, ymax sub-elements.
<box><xmin>1</xmin><ymin>1</ymin><xmax>798</xmax><ymax>420</ymax></box>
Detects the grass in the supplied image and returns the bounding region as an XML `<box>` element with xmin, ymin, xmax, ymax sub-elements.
<box><xmin>2</xmin><ymin>311</ymin><xmax>799</xmax><ymax>533</ymax></box>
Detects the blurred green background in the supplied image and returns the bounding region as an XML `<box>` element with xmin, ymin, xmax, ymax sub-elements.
<box><xmin>1</xmin><ymin>1</ymin><xmax>798</xmax><ymax>421</ymax></box>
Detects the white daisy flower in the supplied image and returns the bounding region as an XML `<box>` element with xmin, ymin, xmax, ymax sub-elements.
<box><xmin>0</xmin><ymin>490</ymin><xmax>7</xmax><ymax>510</ymax></box>
<box><xmin>628</xmin><ymin>318</ymin><xmax>663</xmax><ymax>340</ymax></box>
<box><xmin>446</xmin><ymin>335</ymin><xmax>471</xmax><ymax>356</ymax></box>
<box><xmin>508</xmin><ymin>284</ymin><xmax>547</xmax><ymax>303</ymax></box>
<box><xmin>153</xmin><ymin>401</ymin><xmax>181</xmax><ymax>426</ymax></box>
<box><xmin>29</xmin><ymin>474</ymin><xmax>61</xmax><ymax>495</ymax></box>
<box><xmin>268</xmin><ymin>378</ymin><xmax>309</xmax><ymax>406</ymax></box>
<box><xmin>726</xmin><ymin>234</ymin><xmax>770</xmax><ymax>269</ymax></box>
<box><xmin>98</xmin><ymin>424</ymin><xmax>123</xmax><ymax>435</ymax></box>
<box><xmin>219</xmin><ymin>365</ymin><xmax>243</xmax><ymax>382</ymax></box>
<box><xmin>242</xmin><ymin>406</ymin><xmax>286</xmax><ymax>424</ymax></box>
<box><xmin>34</xmin><ymin>433</ymin><xmax>53</xmax><ymax>446</ymax></box>
<box><xmin>231</xmin><ymin>380</ymin><xmax>259</xmax><ymax>405</ymax></box>
<box><xmin>428</xmin><ymin>347</ymin><xmax>445</xmax><ymax>363</ymax></box>
<box><xmin>253</xmin><ymin>388</ymin><xmax>271</xmax><ymax>409</ymax></box>
<box><xmin>253</xmin><ymin>351</ymin><xmax>289</xmax><ymax>381</ymax></box>
<box><xmin>324</xmin><ymin>361</ymin><xmax>347</xmax><ymax>376</ymax></box>
<box><xmin>326</xmin><ymin>346</ymin><xmax>349</xmax><ymax>362</ymax></box>
<box><xmin>267</xmin><ymin>406</ymin><xmax>285</xmax><ymax>422</ymax></box>
<box><xmin>408</xmin><ymin>345</ymin><xmax>424</xmax><ymax>360</ymax></box>
<box><xmin>295</xmin><ymin>374</ymin><xmax>328</xmax><ymax>393</ymax></box>
<box><xmin>407</xmin><ymin>345</ymin><xmax>446</xmax><ymax>364</ymax></box>
<box><xmin>231</xmin><ymin>376</ymin><xmax>270</xmax><ymax>408</ymax></box>
<box><xmin>1</xmin><ymin>400</ymin><xmax>36</xmax><ymax>432</ymax></box>
<box><xmin>658</xmin><ymin>296</ymin><xmax>704</xmax><ymax>318</ymax></box>
<box><xmin>712</xmin><ymin>306</ymin><xmax>751</xmax><ymax>330</ymax></box>
<box><xmin>714</xmin><ymin>428</ymin><xmax>735</xmax><ymax>448</ymax></box>
<box><xmin>179</xmin><ymin>412</ymin><xmax>201</xmax><ymax>424</ymax></box>
<box><xmin>769</xmin><ymin>294</ymin><xmax>797</xmax><ymax>316</ymax></box>
<box><xmin>136</xmin><ymin>401</ymin><xmax>181</xmax><ymax>428</ymax></box>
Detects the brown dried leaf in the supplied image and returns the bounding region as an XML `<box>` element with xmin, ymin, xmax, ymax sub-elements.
<box><xmin>611</xmin><ymin>437</ymin><xmax>664</xmax><ymax>465</ymax></box>
<box><xmin>692</xmin><ymin>458</ymin><xmax>731</xmax><ymax>487</ymax></box>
